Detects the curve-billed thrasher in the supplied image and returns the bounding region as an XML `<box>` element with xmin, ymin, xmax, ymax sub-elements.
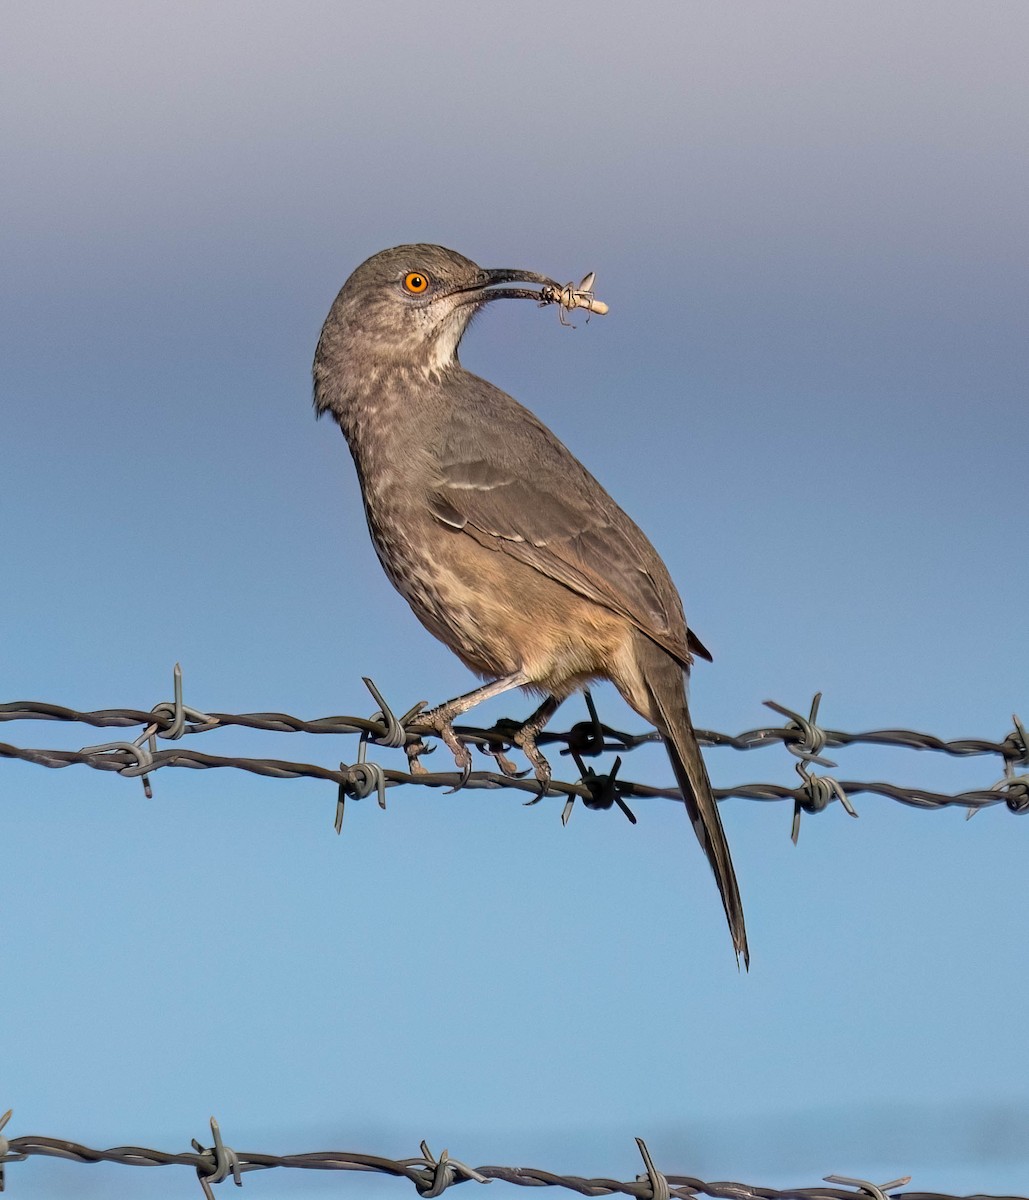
<box><xmin>313</xmin><ymin>243</ymin><xmax>748</xmax><ymax>966</ymax></box>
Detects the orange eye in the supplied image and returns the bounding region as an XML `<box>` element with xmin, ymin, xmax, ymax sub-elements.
<box><xmin>403</xmin><ymin>271</ymin><xmax>430</xmax><ymax>294</ymax></box>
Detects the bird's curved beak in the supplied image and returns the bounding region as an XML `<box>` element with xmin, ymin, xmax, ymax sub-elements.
<box><xmin>448</xmin><ymin>267</ymin><xmax>609</xmax><ymax>321</ymax></box>
<box><xmin>463</xmin><ymin>267</ymin><xmax>564</xmax><ymax>305</ymax></box>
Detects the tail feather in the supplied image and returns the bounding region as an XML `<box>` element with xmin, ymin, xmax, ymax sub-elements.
<box><xmin>637</xmin><ymin>636</ymin><xmax>749</xmax><ymax>969</ymax></box>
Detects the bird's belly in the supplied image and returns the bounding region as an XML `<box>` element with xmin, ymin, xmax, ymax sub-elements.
<box><xmin>367</xmin><ymin>511</ymin><xmax>628</xmax><ymax>690</ymax></box>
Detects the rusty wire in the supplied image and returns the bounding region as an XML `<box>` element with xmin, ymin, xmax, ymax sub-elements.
<box><xmin>1</xmin><ymin>670</ymin><xmax>1027</xmax><ymax>835</ymax></box>
<box><xmin>0</xmin><ymin>1115</ymin><xmax>1022</xmax><ymax>1200</ymax></box>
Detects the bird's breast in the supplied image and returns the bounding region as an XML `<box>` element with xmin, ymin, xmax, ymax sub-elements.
<box><xmin>362</xmin><ymin>495</ymin><xmax>632</xmax><ymax>690</ymax></box>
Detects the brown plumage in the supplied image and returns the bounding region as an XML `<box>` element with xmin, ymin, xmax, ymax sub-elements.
<box><xmin>314</xmin><ymin>244</ymin><xmax>749</xmax><ymax>968</ymax></box>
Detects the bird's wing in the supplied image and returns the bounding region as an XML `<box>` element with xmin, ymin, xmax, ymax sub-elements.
<box><xmin>429</xmin><ymin>386</ymin><xmax>711</xmax><ymax>666</ymax></box>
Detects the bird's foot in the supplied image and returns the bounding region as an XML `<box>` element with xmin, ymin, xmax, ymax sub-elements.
<box><xmin>419</xmin><ymin>703</ymin><xmax>474</xmax><ymax>790</ymax></box>
<box><xmin>513</xmin><ymin>725</ymin><xmax>553</xmax><ymax>798</ymax></box>
<box><xmin>404</xmin><ymin>737</ymin><xmax>432</xmax><ymax>775</ymax></box>
<box><xmin>482</xmin><ymin>718</ymin><xmax>530</xmax><ymax>778</ymax></box>
<box><xmin>484</xmin><ymin>745</ymin><xmax>525</xmax><ymax>777</ymax></box>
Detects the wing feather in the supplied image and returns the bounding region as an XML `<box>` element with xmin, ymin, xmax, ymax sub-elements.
<box><xmin>430</xmin><ymin>387</ymin><xmax>711</xmax><ymax>666</ymax></box>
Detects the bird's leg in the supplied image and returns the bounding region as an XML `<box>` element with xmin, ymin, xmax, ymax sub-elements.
<box><xmin>413</xmin><ymin>670</ymin><xmax>532</xmax><ymax>786</ymax></box>
<box><xmin>511</xmin><ymin>694</ymin><xmax>563</xmax><ymax>793</ymax></box>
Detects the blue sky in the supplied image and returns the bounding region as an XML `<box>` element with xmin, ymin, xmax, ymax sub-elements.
<box><xmin>3</xmin><ymin>3</ymin><xmax>1028</xmax><ymax>1197</ymax></box>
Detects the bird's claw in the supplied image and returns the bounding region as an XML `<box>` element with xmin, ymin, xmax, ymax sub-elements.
<box><xmin>404</xmin><ymin>736</ymin><xmax>434</xmax><ymax>775</ymax></box>
<box><xmin>444</xmin><ymin>738</ymin><xmax>474</xmax><ymax>793</ymax></box>
<box><xmin>420</xmin><ymin>705</ymin><xmax>474</xmax><ymax>792</ymax></box>
<box><xmin>483</xmin><ymin>746</ymin><xmax>526</xmax><ymax>778</ymax></box>
<box><xmin>514</xmin><ymin>728</ymin><xmax>553</xmax><ymax>798</ymax></box>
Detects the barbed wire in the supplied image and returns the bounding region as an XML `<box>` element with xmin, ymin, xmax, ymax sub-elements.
<box><xmin>2</xmin><ymin>669</ymin><xmax>1027</xmax><ymax>838</ymax></box>
<box><xmin>4</xmin><ymin>680</ymin><xmax>1028</xmax><ymax>1199</ymax></box>
<box><xmin>1</xmin><ymin>1114</ymin><xmax>1023</xmax><ymax>1200</ymax></box>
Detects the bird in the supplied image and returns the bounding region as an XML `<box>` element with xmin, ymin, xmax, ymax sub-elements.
<box><xmin>313</xmin><ymin>243</ymin><xmax>749</xmax><ymax>967</ymax></box>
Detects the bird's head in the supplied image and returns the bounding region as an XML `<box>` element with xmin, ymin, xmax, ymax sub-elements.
<box><xmin>313</xmin><ymin>243</ymin><xmax>561</xmax><ymax>415</ymax></box>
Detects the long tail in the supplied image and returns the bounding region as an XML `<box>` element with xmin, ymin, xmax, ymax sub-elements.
<box><xmin>635</xmin><ymin>633</ymin><xmax>749</xmax><ymax>969</ymax></box>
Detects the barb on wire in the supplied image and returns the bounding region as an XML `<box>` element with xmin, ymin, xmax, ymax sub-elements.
<box><xmin>79</xmin><ymin>663</ymin><xmax>218</xmax><ymax>799</ymax></box>
<box><xmin>967</xmin><ymin>720</ymin><xmax>1029</xmax><ymax>820</ymax></box>
<box><xmin>635</xmin><ymin>1138</ymin><xmax>670</xmax><ymax>1200</ymax></box>
<box><xmin>193</xmin><ymin>1117</ymin><xmax>242</xmax><ymax>1200</ymax></box>
<box><xmin>563</xmin><ymin>688</ymin><xmax>611</xmax><ymax>758</ymax></box>
<box><xmin>565</xmin><ymin>750</ymin><xmax>636</xmax><ymax>827</ymax></box>
<box><xmin>765</xmin><ymin>693</ymin><xmax>837</xmax><ymax>769</ymax></box>
<box><xmin>418</xmin><ymin>1142</ymin><xmax>491</xmax><ymax>1197</ymax></box>
<box><xmin>0</xmin><ymin>1107</ymin><xmax>24</xmax><ymax>1190</ymax></box>
<box><xmin>825</xmin><ymin>1175</ymin><xmax>913</xmax><ymax>1200</ymax></box>
<box><xmin>792</xmin><ymin>762</ymin><xmax>859</xmax><ymax>844</ymax></box>
<box><xmin>0</xmin><ymin>1117</ymin><xmax>1023</xmax><ymax>1200</ymax></box>
<box><xmin>337</xmin><ymin>737</ymin><xmax>390</xmax><ymax>833</ymax></box>
<box><xmin>1004</xmin><ymin>713</ymin><xmax>1029</xmax><ymax>767</ymax></box>
<box><xmin>362</xmin><ymin>676</ymin><xmax>424</xmax><ymax>749</ymax></box>
<box><xmin>2</xmin><ymin>682</ymin><xmax>1026</xmax><ymax>830</ymax></box>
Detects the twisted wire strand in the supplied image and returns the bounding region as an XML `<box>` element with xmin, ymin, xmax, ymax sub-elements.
<box><xmin>0</xmin><ymin>699</ymin><xmax>1023</xmax><ymax>763</ymax></box>
<box><xmin>0</xmin><ymin>737</ymin><xmax>1021</xmax><ymax>813</ymax></box>
<box><xmin>1</xmin><ymin>1127</ymin><xmax>1023</xmax><ymax>1200</ymax></box>
<box><xmin>2</xmin><ymin>682</ymin><xmax>1026</xmax><ymax>817</ymax></box>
